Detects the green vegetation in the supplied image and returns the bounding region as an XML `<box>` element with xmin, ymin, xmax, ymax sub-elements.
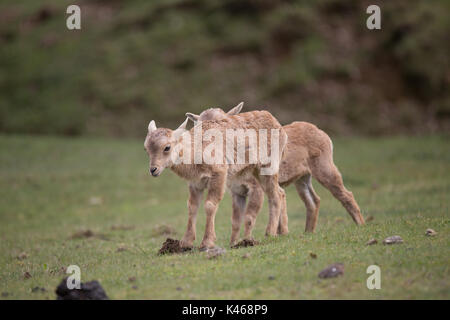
<box><xmin>1</xmin><ymin>0</ymin><xmax>449</xmax><ymax>136</ymax></box>
<box><xmin>0</xmin><ymin>134</ymin><xmax>448</xmax><ymax>299</ymax></box>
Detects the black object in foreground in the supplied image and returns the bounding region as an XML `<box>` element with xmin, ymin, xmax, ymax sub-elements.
<box><xmin>56</xmin><ymin>277</ymin><xmax>109</xmax><ymax>300</ymax></box>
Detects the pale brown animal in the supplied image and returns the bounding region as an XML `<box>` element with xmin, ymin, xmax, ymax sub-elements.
<box><xmin>144</xmin><ymin>109</ymin><xmax>287</xmax><ymax>249</ymax></box>
<box><xmin>186</xmin><ymin>104</ymin><xmax>365</xmax><ymax>240</ymax></box>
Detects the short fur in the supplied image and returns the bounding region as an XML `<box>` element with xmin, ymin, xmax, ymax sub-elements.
<box><xmin>145</xmin><ymin>108</ymin><xmax>287</xmax><ymax>249</ymax></box>
<box><xmin>186</xmin><ymin>104</ymin><xmax>365</xmax><ymax>243</ymax></box>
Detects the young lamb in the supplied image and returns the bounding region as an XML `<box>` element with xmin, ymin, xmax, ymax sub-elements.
<box><xmin>186</xmin><ymin>103</ymin><xmax>365</xmax><ymax>241</ymax></box>
<box><xmin>144</xmin><ymin>110</ymin><xmax>287</xmax><ymax>249</ymax></box>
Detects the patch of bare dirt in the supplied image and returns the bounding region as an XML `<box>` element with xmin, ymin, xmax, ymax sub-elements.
<box><xmin>231</xmin><ymin>239</ymin><xmax>259</xmax><ymax>248</ymax></box>
<box><xmin>158</xmin><ymin>238</ymin><xmax>191</xmax><ymax>255</ymax></box>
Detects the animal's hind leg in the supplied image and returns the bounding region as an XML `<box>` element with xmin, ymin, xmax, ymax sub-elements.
<box><xmin>277</xmin><ymin>186</ymin><xmax>289</xmax><ymax>235</ymax></box>
<box><xmin>243</xmin><ymin>183</ymin><xmax>264</xmax><ymax>240</ymax></box>
<box><xmin>230</xmin><ymin>192</ymin><xmax>246</xmax><ymax>247</ymax></box>
<box><xmin>295</xmin><ymin>174</ymin><xmax>320</xmax><ymax>232</ymax></box>
<box><xmin>312</xmin><ymin>159</ymin><xmax>365</xmax><ymax>225</ymax></box>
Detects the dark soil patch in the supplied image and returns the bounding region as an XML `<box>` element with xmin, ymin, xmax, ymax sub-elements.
<box><xmin>158</xmin><ymin>238</ymin><xmax>192</xmax><ymax>255</ymax></box>
<box><xmin>231</xmin><ymin>239</ymin><xmax>259</xmax><ymax>249</ymax></box>
<box><xmin>55</xmin><ymin>277</ymin><xmax>109</xmax><ymax>300</ymax></box>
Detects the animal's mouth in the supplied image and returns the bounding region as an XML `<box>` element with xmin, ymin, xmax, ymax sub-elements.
<box><xmin>151</xmin><ymin>169</ymin><xmax>161</xmax><ymax>177</ymax></box>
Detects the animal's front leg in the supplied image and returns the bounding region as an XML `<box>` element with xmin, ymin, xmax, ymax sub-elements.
<box><xmin>181</xmin><ymin>184</ymin><xmax>203</xmax><ymax>248</ymax></box>
<box><xmin>200</xmin><ymin>172</ymin><xmax>225</xmax><ymax>250</ymax></box>
<box><xmin>259</xmin><ymin>174</ymin><xmax>281</xmax><ymax>236</ymax></box>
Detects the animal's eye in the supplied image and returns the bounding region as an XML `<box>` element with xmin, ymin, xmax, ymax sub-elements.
<box><xmin>164</xmin><ymin>145</ymin><xmax>171</xmax><ymax>152</ymax></box>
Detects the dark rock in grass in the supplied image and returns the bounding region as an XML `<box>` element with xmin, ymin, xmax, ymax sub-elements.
<box><xmin>1</xmin><ymin>292</ymin><xmax>9</xmax><ymax>297</ymax></box>
<box><xmin>158</xmin><ymin>238</ymin><xmax>192</xmax><ymax>255</ymax></box>
<box><xmin>366</xmin><ymin>238</ymin><xmax>378</xmax><ymax>245</ymax></box>
<box><xmin>383</xmin><ymin>235</ymin><xmax>403</xmax><ymax>245</ymax></box>
<box><xmin>318</xmin><ymin>263</ymin><xmax>344</xmax><ymax>279</ymax></box>
<box><xmin>425</xmin><ymin>229</ymin><xmax>437</xmax><ymax>236</ymax></box>
<box><xmin>268</xmin><ymin>276</ymin><xmax>275</xmax><ymax>280</ymax></box>
<box><xmin>231</xmin><ymin>239</ymin><xmax>259</xmax><ymax>248</ymax></box>
<box><xmin>31</xmin><ymin>287</ymin><xmax>46</xmax><ymax>293</ymax></box>
<box><xmin>56</xmin><ymin>277</ymin><xmax>109</xmax><ymax>300</ymax></box>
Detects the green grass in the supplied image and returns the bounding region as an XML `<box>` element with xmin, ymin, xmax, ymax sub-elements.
<box><xmin>0</xmin><ymin>134</ymin><xmax>448</xmax><ymax>299</ymax></box>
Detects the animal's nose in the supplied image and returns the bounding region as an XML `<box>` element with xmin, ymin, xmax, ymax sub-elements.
<box><xmin>150</xmin><ymin>167</ymin><xmax>158</xmax><ymax>175</ymax></box>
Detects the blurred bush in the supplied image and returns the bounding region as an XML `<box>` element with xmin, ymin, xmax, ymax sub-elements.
<box><xmin>0</xmin><ymin>0</ymin><xmax>448</xmax><ymax>136</ymax></box>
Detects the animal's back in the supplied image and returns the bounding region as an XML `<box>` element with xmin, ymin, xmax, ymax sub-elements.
<box><xmin>279</xmin><ymin>121</ymin><xmax>332</xmax><ymax>186</ymax></box>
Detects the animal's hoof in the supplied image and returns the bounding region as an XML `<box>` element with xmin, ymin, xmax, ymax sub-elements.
<box><xmin>179</xmin><ymin>240</ymin><xmax>194</xmax><ymax>249</ymax></box>
<box><xmin>199</xmin><ymin>241</ymin><xmax>215</xmax><ymax>251</ymax></box>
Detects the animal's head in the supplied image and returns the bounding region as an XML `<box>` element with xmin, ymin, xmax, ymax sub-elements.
<box><xmin>185</xmin><ymin>102</ymin><xmax>244</xmax><ymax>124</ymax></box>
<box><xmin>144</xmin><ymin>118</ymin><xmax>188</xmax><ymax>177</ymax></box>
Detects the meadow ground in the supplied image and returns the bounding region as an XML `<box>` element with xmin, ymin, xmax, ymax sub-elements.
<box><xmin>0</xmin><ymin>134</ymin><xmax>448</xmax><ymax>299</ymax></box>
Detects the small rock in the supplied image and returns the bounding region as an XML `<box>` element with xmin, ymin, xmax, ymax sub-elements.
<box><xmin>128</xmin><ymin>276</ymin><xmax>136</xmax><ymax>282</ymax></box>
<box><xmin>268</xmin><ymin>276</ymin><xmax>275</xmax><ymax>280</ymax></box>
<box><xmin>309</xmin><ymin>252</ymin><xmax>317</xmax><ymax>259</ymax></box>
<box><xmin>366</xmin><ymin>238</ymin><xmax>378</xmax><ymax>245</ymax></box>
<box><xmin>132</xmin><ymin>285</ymin><xmax>138</xmax><ymax>290</ymax></box>
<box><xmin>425</xmin><ymin>229</ymin><xmax>437</xmax><ymax>237</ymax></box>
<box><xmin>23</xmin><ymin>271</ymin><xmax>32</xmax><ymax>279</ymax></box>
<box><xmin>176</xmin><ymin>287</ymin><xmax>183</xmax><ymax>291</ymax></box>
<box><xmin>318</xmin><ymin>263</ymin><xmax>344</xmax><ymax>279</ymax></box>
<box><xmin>17</xmin><ymin>252</ymin><xmax>28</xmax><ymax>260</ymax></box>
<box><xmin>206</xmin><ymin>246</ymin><xmax>226</xmax><ymax>259</ymax></box>
<box><xmin>31</xmin><ymin>287</ymin><xmax>46</xmax><ymax>293</ymax></box>
<box><xmin>383</xmin><ymin>235</ymin><xmax>403</xmax><ymax>245</ymax></box>
<box><xmin>1</xmin><ymin>292</ymin><xmax>9</xmax><ymax>297</ymax></box>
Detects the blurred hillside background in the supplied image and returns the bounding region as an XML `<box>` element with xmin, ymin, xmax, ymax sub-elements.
<box><xmin>0</xmin><ymin>0</ymin><xmax>449</xmax><ymax>137</ymax></box>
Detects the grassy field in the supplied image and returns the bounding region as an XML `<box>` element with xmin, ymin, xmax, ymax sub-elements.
<box><xmin>0</xmin><ymin>134</ymin><xmax>448</xmax><ymax>299</ymax></box>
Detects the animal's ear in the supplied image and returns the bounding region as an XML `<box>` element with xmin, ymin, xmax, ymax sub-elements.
<box><xmin>185</xmin><ymin>112</ymin><xmax>199</xmax><ymax>123</ymax></box>
<box><xmin>148</xmin><ymin>120</ymin><xmax>157</xmax><ymax>133</ymax></box>
<box><xmin>173</xmin><ymin>117</ymin><xmax>189</xmax><ymax>139</ymax></box>
<box><xmin>227</xmin><ymin>102</ymin><xmax>244</xmax><ymax>115</ymax></box>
